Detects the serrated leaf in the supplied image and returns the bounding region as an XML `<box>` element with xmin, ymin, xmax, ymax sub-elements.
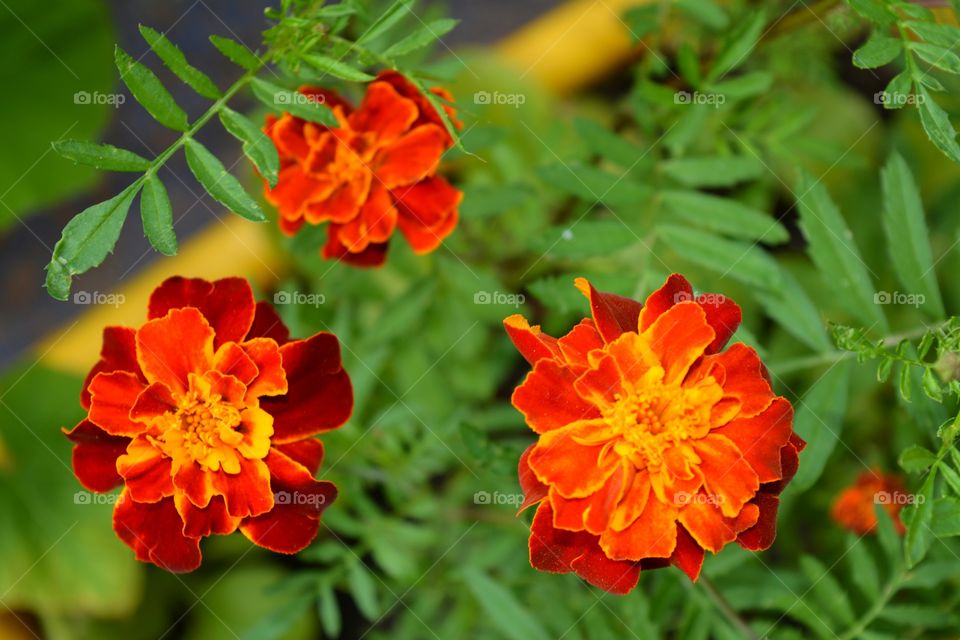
<box><xmin>903</xmin><ymin>471</ymin><xmax>936</xmax><ymax>567</ymax></box>
<box><xmin>657</xmin><ymin>225</ymin><xmax>781</xmax><ymax>289</ymax></box>
<box><xmin>898</xmin><ymin>362</ymin><xmax>913</xmax><ymax>402</ymax></box>
<box><xmin>799</xmin><ymin>555</ymin><xmax>855</xmax><ymax>627</ymax></box>
<box><xmin>114</xmin><ymin>46</ymin><xmax>188</xmax><ymax>131</ymax></box>
<box><xmin>708</xmin><ymin>9</ymin><xmax>766</xmax><ymax>80</ymax></box>
<box><xmin>139</xmin><ymin>25</ymin><xmax>221</xmax><ymax>99</ymax></box>
<box><xmin>45</xmin><ymin>183</ymin><xmax>141</xmax><ymax>300</ymax></box>
<box><xmin>708</xmin><ymin>71</ymin><xmax>773</xmax><ymax>100</ymax></box>
<box><xmin>347</xmin><ymin>560</ymin><xmax>380</xmax><ymax>620</ymax></box>
<box><xmin>898</xmin><ymin>444</ymin><xmax>937</xmax><ymax>473</ymax></box>
<box><xmin>183</xmin><ymin>138</ymin><xmax>265</xmax><ymax>222</ymax></box>
<box><xmin>316</xmin><ymin>580</ymin><xmax>341</xmax><ymax>638</ymax></box>
<box><xmin>845</xmin><ymin>533</ymin><xmax>880</xmax><ymax>600</ymax></box>
<box><xmin>220</xmin><ymin>107</ymin><xmax>280</xmax><ymax>187</ymax></box>
<box><xmin>905</xmin><ymin>20</ymin><xmax>960</xmax><ymax>48</ymax></box>
<box><xmin>357</xmin><ymin>0</ymin><xmax>415</xmax><ymax>46</ymax></box>
<box><xmin>880</xmin><ymin>152</ymin><xmax>945</xmax><ymax>318</ymax></box>
<box><xmin>853</xmin><ymin>32</ymin><xmax>902</xmax><ymax>69</ymax></box>
<box><xmin>210</xmin><ymin>35</ymin><xmax>260</xmax><ymax>70</ymax></box>
<box><xmin>661</xmin><ymin>155</ymin><xmax>764</xmax><ymax>188</ymax></box>
<box><xmin>461</xmin><ymin>568</ymin><xmax>549</xmax><ymax>640</ymax></box>
<box><xmin>661</xmin><ymin>190</ymin><xmax>788</xmax><ymax>243</ymax></box>
<box><xmin>910</xmin><ymin>42</ymin><xmax>960</xmax><ymax>74</ymax></box>
<box><xmin>795</xmin><ymin>170</ymin><xmax>886</xmax><ymax>329</ymax></box>
<box><xmin>383</xmin><ymin>18</ymin><xmax>459</xmax><ymax>57</ymax></box>
<box><xmin>789</xmin><ymin>359</ymin><xmax>852</xmax><ymax>491</ymax></box>
<box><xmin>875</xmin><ymin>504</ymin><xmax>901</xmax><ymax>567</ymax></box>
<box><xmin>917</xmin><ymin>87</ymin><xmax>960</xmax><ymax>163</ymax></box>
<box><xmin>674</xmin><ymin>0</ymin><xmax>728</xmax><ymax>30</ymax></box>
<box><xmin>303</xmin><ymin>54</ymin><xmax>374</xmax><ymax>81</ymax></box>
<box><xmin>140</xmin><ymin>174</ymin><xmax>176</xmax><ymax>256</ymax></box>
<box><xmin>52</xmin><ymin>140</ymin><xmax>151</xmax><ymax>172</ymax></box>
<box><xmin>939</xmin><ymin>462</ymin><xmax>960</xmax><ymax>494</ymax></box>
<box><xmin>755</xmin><ymin>268</ymin><xmax>831</xmax><ymax>351</ymax></box>
<box><xmin>880</xmin><ymin>72</ymin><xmax>913</xmax><ymax>110</ymax></box>
<box><xmin>538</xmin><ymin>163</ymin><xmax>651</xmax><ymax>207</ymax></box>
<box><xmin>250</xmin><ymin>77</ymin><xmax>337</xmax><ymax>126</ymax></box>
<box><xmin>534</xmin><ymin>221</ymin><xmax>638</xmax><ymax>259</ymax></box>
<box><xmin>848</xmin><ymin>0</ymin><xmax>896</xmax><ymax>26</ymax></box>
<box><xmin>573</xmin><ymin>117</ymin><xmax>648</xmax><ymax>167</ymax></box>
<box><xmin>922</xmin><ymin>367</ymin><xmax>943</xmax><ymax>401</ymax></box>
<box><xmin>930</xmin><ymin>497</ymin><xmax>960</xmax><ymax>536</ymax></box>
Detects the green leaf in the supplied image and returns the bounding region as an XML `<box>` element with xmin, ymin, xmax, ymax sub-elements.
<box><xmin>660</xmin><ymin>190</ymin><xmax>788</xmax><ymax>243</ymax></box>
<box><xmin>799</xmin><ymin>555</ymin><xmax>855</xmax><ymax>627</ymax></box>
<box><xmin>220</xmin><ymin>106</ymin><xmax>280</xmax><ymax>187</ymax></box>
<box><xmin>661</xmin><ymin>155</ymin><xmax>764</xmax><ymax>188</ymax></box>
<box><xmin>316</xmin><ymin>580</ymin><xmax>341</xmax><ymax>638</ymax></box>
<box><xmin>755</xmin><ymin>268</ymin><xmax>832</xmax><ymax>351</ymax></box>
<box><xmin>183</xmin><ymin>139</ymin><xmax>266</xmax><ymax>222</ymax></box>
<box><xmin>898</xmin><ymin>444</ymin><xmax>938</xmax><ymax>474</ymax></box>
<box><xmin>847</xmin><ymin>0</ymin><xmax>896</xmax><ymax>26</ymax></box>
<box><xmin>708</xmin><ymin>9</ymin><xmax>766</xmax><ymax>80</ymax></box>
<box><xmin>939</xmin><ymin>461</ymin><xmax>960</xmax><ymax>495</ymax></box>
<box><xmin>853</xmin><ymin>32</ymin><xmax>902</xmax><ymax>69</ymax></box>
<box><xmin>51</xmin><ymin>140</ymin><xmax>151</xmax><ymax>172</ymax></box>
<box><xmin>383</xmin><ymin>18</ymin><xmax>459</xmax><ymax>57</ymax></box>
<box><xmin>114</xmin><ymin>46</ymin><xmax>188</xmax><ymax>131</ymax></box>
<box><xmin>905</xmin><ymin>20</ymin><xmax>960</xmax><ymax>48</ymax></box>
<box><xmin>140</xmin><ymin>174</ymin><xmax>176</xmax><ymax>256</ymax></box>
<box><xmin>880</xmin><ymin>152</ymin><xmax>945</xmax><ymax>318</ymax></box>
<box><xmin>347</xmin><ymin>560</ymin><xmax>380</xmax><ymax>620</ymax></box>
<box><xmin>538</xmin><ymin>163</ymin><xmax>651</xmax><ymax>207</ymax></box>
<box><xmin>875</xmin><ymin>504</ymin><xmax>901</xmax><ymax>566</ymax></box>
<box><xmin>879</xmin><ymin>71</ymin><xmax>913</xmax><ymax>110</ymax></box>
<box><xmin>623</xmin><ymin>5</ymin><xmax>661</xmax><ymax>40</ymax></box>
<box><xmin>845</xmin><ymin>533</ymin><xmax>880</xmax><ymax>600</ymax></box>
<box><xmin>139</xmin><ymin>25</ymin><xmax>221</xmax><ymax>99</ymax></box>
<box><xmin>210</xmin><ymin>35</ymin><xmax>260</xmax><ymax>70</ymax></box>
<box><xmin>303</xmin><ymin>53</ymin><xmax>374</xmax><ymax>81</ymax></box>
<box><xmin>250</xmin><ymin>77</ymin><xmax>337</xmax><ymax>126</ymax></box>
<box><xmin>675</xmin><ymin>0</ymin><xmax>728</xmax><ymax>30</ymax></box>
<box><xmin>708</xmin><ymin>71</ymin><xmax>773</xmax><ymax>100</ymax></box>
<box><xmin>917</xmin><ymin>87</ymin><xmax>960</xmax><ymax>163</ymax></box>
<box><xmin>795</xmin><ymin>170</ymin><xmax>886</xmax><ymax>329</ymax></box>
<box><xmin>461</xmin><ymin>568</ymin><xmax>549</xmax><ymax>640</ymax></box>
<box><xmin>45</xmin><ymin>183</ymin><xmax>141</xmax><ymax>300</ymax></box>
<box><xmin>922</xmin><ymin>367</ymin><xmax>943</xmax><ymax>401</ymax></box>
<box><xmin>788</xmin><ymin>359</ymin><xmax>852</xmax><ymax>491</ymax></box>
<box><xmin>903</xmin><ymin>471</ymin><xmax>936</xmax><ymax>567</ymax></box>
<box><xmin>657</xmin><ymin>225</ymin><xmax>782</xmax><ymax>289</ymax></box>
<box><xmin>534</xmin><ymin>221</ymin><xmax>639</xmax><ymax>259</ymax></box>
<box><xmin>573</xmin><ymin>117</ymin><xmax>647</xmax><ymax>167</ymax></box>
<box><xmin>357</xmin><ymin>0</ymin><xmax>415</xmax><ymax>46</ymax></box>
<box><xmin>930</xmin><ymin>497</ymin><xmax>960</xmax><ymax>536</ymax></box>
<box><xmin>910</xmin><ymin>42</ymin><xmax>960</xmax><ymax>74</ymax></box>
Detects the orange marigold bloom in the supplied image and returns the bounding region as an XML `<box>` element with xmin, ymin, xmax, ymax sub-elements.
<box><xmin>504</xmin><ymin>275</ymin><xmax>805</xmax><ymax>594</ymax></box>
<box><xmin>831</xmin><ymin>470</ymin><xmax>908</xmax><ymax>535</ymax></box>
<box><xmin>263</xmin><ymin>71</ymin><xmax>462</xmax><ymax>267</ymax></box>
<box><xmin>64</xmin><ymin>277</ymin><xmax>353</xmax><ymax>571</ymax></box>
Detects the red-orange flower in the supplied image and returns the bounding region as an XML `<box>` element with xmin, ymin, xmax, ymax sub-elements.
<box><xmin>831</xmin><ymin>470</ymin><xmax>908</xmax><ymax>535</ymax></box>
<box><xmin>263</xmin><ymin>71</ymin><xmax>462</xmax><ymax>267</ymax></box>
<box><xmin>64</xmin><ymin>276</ymin><xmax>353</xmax><ymax>571</ymax></box>
<box><xmin>504</xmin><ymin>275</ymin><xmax>804</xmax><ymax>594</ymax></box>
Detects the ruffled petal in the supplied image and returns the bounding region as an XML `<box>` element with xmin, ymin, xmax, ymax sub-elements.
<box><xmin>176</xmin><ymin>494</ymin><xmax>240</xmax><ymax>538</ymax></box>
<box><xmin>113</xmin><ymin>493</ymin><xmax>201</xmax><ymax>572</ymax></box>
<box><xmin>248</xmin><ymin>301</ymin><xmax>291</xmax><ymax>345</ymax></box>
<box><xmin>240</xmin><ymin>449</ymin><xmax>338</xmax><ymax>553</ymax></box>
<box><xmin>698</xmin><ymin>294</ymin><xmax>742</xmax><ymax>354</ymax></box>
<box><xmin>556</xmin><ymin>320</ymin><xmax>604</xmax><ymax>369</ymax></box>
<box><xmin>116</xmin><ymin>436</ymin><xmax>174</xmax><ymax>502</ymax></box>
<box><xmin>737</xmin><ymin>493</ymin><xmax>779</xmax><ymax>550</ymax></box>
<box><xmin>63</xmin><ymin>420</ymin><xmax>128</xmax><ymax>492</ymax></box>
<box><xmin>678</xmin><ymin>500</ymin><xmax>759</xmax><ymax>554</ymax></box>
<box><xmin>241</xmin><ymin>338</ymin><xmax>288</xmax><ymax>399</ymax></box>
<box><xmin>503</xmin><ymin>315</ymin><xmax>560</xmax><ymax>366</ymax></box>
<box><xmin>348</xmin><ymin>80</ymin><xmax>418</xmax><ymax>141</ymax></box>
<box><xmin>693</xmin><ymin>434</ymin><xmax>760</xmax><ymax>518</ymax></box>
<box><xmin>136</xmin><ymin>307</ymin><xmax>215</xmax><ymax>395</ymax></box>
<box><xmin>518</xmin><ymin>444</ymin><xmax>548</xmax><ymax>512</ymax></box>
<box><xmin>574</xmin><ymin>278</ymin><xmax>643</xmax><ymax>343</ymax></box>
<box><xmin>276</xmin><ymin>439</ymin><xmax>325</xmax><ymax>475</ymax></box>
<box><xmin>714</xmin><ymin>397</ymin><xmax>793</xmax><ymax>484</ymax></box>
<box><xmin>211</xmin><ymin>457</ymin><xmax>274</xmax><ymax>519</ymax></box>
<box><xmin>376</xmin><ymin>124</ymin><xmax>448</xmax><ymax>188</ymax></box>
<box><xmin>528</xmin><ymin>420</ymin><xmax>619</xmax><ymax>498</ymax></box>
<box><xmin>321</xmin><ymin>223</ymin><xmax>389</xmax><ymax>267</ymax></box>
<box><xmin>638</xmin><ymin>273</ymin><xmax>693</xmax><ymax>333</ymax></box>
<box><xmin>87</xmin><ymin>371</ymin><xmax>148</xmax><ymax>436</ymax></box>
<box><xmin>148</xmin><ymin>277</ymin><xmax>256</xmax><ymax>348</ymax></box>
<box><xmin>394</xmin><ymin>176</ymin><xmax>461</xmax><ymax>253</ymax></box>
<box><xmin>642</xmin><ymin>302</ymin><xmax>715</xmax><ymax>385</ymax></box>
<box><xmin>599</xmin><ymin>494</ymin><xmax>678</xmax><ymax>561</ymax></box>
<box><xmin>670</xmin><ymin>525</ymin><xmax>705</xmax><ymax>581</ymax></box>
<box><xmin>81</xmin><ymin>326</ymin><xmax>141</xmax><ymax>409</ymax></box>
<box><xmin>262</xmin><ymin>334</ymin><xmax>353</xmax><ymax>443</ymax></box>
<box><xmin>512</xmin><ymin>359</ymin><xmax>601</xmax><ymax>434</ymax></box>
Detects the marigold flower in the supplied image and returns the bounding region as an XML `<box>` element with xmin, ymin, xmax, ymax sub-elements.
<box><xmin>263</xmin><ymin>71</ymin><xmax>462</xmax><ymax>267</ymax></box>
<box><xmin>504</xmin><ymin>274</ymin><xmax>804</xmax><ymax>594</ymax></box>
<box><xmin>64</xmin><ymin>276</ymin><xmax>353</xmax><ymax>571</ymax></box>
<box><xmin>831</xmin><ymin>470</ymin><xmax>908</xmax><ymax>535</ymax></box>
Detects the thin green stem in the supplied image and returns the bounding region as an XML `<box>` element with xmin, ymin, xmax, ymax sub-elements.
<box><xmin>699</xmin><ymin>576</ymin><xmax>759</xmax><ymax>640</ymax></box>
<box><xmin>836</xmin><ymin>570</ymin><xmax>904</xmax><ymax>640</ymax></box>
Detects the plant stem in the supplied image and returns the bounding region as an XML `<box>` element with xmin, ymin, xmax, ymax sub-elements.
<box><xmin>699</xmin><ymin>576</ymin><xmax>759</xmax><ymax>640</ymax></box>
<box><xmin>836</xmin><ymin>570</ymin><xmax>903</xmax><ymax>640</ymax></box>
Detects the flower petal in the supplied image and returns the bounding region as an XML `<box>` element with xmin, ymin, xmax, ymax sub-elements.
<box><xmin>63</xmin><ymin>420</ymin><xmax>128</xmax><ymax>492</ymax></box>
<box><xmin>148</xmin><ymin>277</ymin><xmax>256</xmax><ymax>348</ymax></box>
<box><xmin>136</xmin><ymin>307</ymin><xmax>215</xmax><ymax>395</ymax></box>
<box><xmin>87</xmin><ymin>371</ymin><xmax>148</xmax><ymax>436</ymax></box>
<box><xmin>512</xmin><ymin>359</ymin><xmax>601</xmax><ymax>434</ymax></box>
<box><xmin>556</xmin><ymin>320</ymin><xmax>604</xmax><ymax>369</ymax></box>
<box><xmin>376</xmin><ymin>124</ymin><xmax>448</xmax><ymax>189</ymax></box>
<box><xmin>678</xmin><ymin>500</ymin><xmax>759</xmax><ymax>554</ymax></box>
<box><xmin>670</xmin><ymin>525</ymin><xmax>705</xmax><ymax>581</ymax></box>
<box><xmin>638</xmin><ymin>273</ymin><xmax>693</xmax><ymax>333</ymax></box>
<box><xmin>518</xmin><ymin>444</ymin><xmax>548</xmax><ymax>513</ymax></box>
<box><xmin>394</xmin><ymin>176</ymin><xmax>461</xmax><ymax>253</ymax></box>
<box><xmin>211</xmin><ymin>457</ymin><xmax>274</xmax><ymax>519</ymax></box>
<box><xmin>248</xmin><ymin>302</ymin><xmax>291</xmax><ymax>345</ymax></box>
<box><xmin>321</xmin><ymin>223</ymin><xmax>389</xmax><ymax>267</ymax></box>
<box><xmin>704</xmin><ymin>343</ymin><xmax>774</xmax><ymax>419</ymax></box>
<box><xmin>348</xmin><ymin>80</ymin><xmax>418</xmax><ymax>141</ymax></box>
<box><xmin>175</xmin><ymin>494</ymin><xmax>240</xmax><ymax>538</ymax></box>
<box><xmin>276</xmin><ymin>439</ymin><xmax>325</xmax><ymax>475</ymax></box>
<box><xmin>212</xmin><ymin>342</ymin><xmax>259</xmax><ymax>386</ymax></box>
<box><xmin>714</xmin><ymin>397</ymin><xmax>793</xmax><ymax>484</ymax></box>
<box><xmin>262</xmin><ymin>334</ymin><xmax>353</xmax><ymax>443</ymax></box>
<box><xmin>240</xmin><ymin>449</ymin><xmax>338</xmax><ymax>554</ymax></box>
<box><xmin>503</xmin><ymin>315</ymin><xmax>560</xmax><ymax>366</ymax></box>
<box><xmin>698</xmin><ymin>294</ymin><xmax>741</xmax><ymax>354</ymax></box>
<box><xmin>737</xmin><ymin>493</ymin><xmax>780</xmax><ymax>550</ymax></box>
<box><xmin>599</xmin><ymin>494</ymin><xmax>678</xmax><ymax>561</ymax></box>
<box><xmin>642</xmin><ymin>302</ymin><xmax>714</xmax><ymax>385</ymax></box>
<box><xmin>81</xmin><ymin>326</ymin><xmax>141</xmax><ymax>409</ymax></box>
<box><xmin>528</xmin><ymin>420</ymin><xmax>619</xmax><ymax>498</ymax></box>
<box><xmin>116</xmin><ymin>436</ymin><xmax>174</xmax><ymax>502</ymax></box>
<box><xmin>113</xmin><ymin>493</ymin><xmax>201</xmax><ymax>572</ymax></box>
<box><xmin>693</xmin><ymin>434</ymin><xmax>760</xmax><ymax>518</ymax></box>
<box><xmin>574</xmin><ymin>278</ymin><xmax>643</xmax><ymax>343</ymax></box>
<box><xmin>241</xmin><ymin>338</ymin><xmax>288</xmax><ymax>398</ymax></box>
